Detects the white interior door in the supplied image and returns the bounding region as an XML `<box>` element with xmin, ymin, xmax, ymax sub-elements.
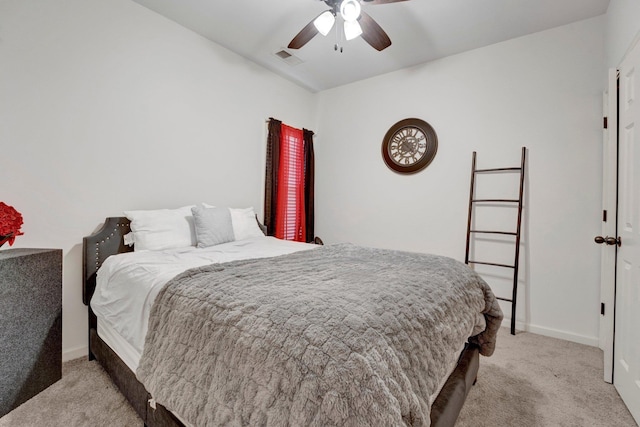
<box><xmin>598</xmin><ymin>69</ymin><xmax>617</xmax><ymax>384</ymax></box>
<box><xmin>615</xmin><ymin>38</ymin><xmax>640</xmax><ymax>425</ymax></box>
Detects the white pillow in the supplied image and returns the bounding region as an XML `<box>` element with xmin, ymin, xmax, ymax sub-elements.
<box><xmin>230</xmin><ymin>207</ymin><xmax>266</xmax><ymax>240</ymax></box>
<box><xmin>202</xmin><ymin>204</ymin><xmax>265</xmax><ymax>241</ymax></box>
<box><xmin>124</xmin><ymin>206</ymin><xmax>196</xmax><ymax>251</ymax></box>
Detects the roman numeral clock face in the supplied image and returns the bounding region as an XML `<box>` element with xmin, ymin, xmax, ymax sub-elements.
<box><xmin>381</xmin><ymin>118</ymin><xmax>438</xmax><ymax>174</ymax></box>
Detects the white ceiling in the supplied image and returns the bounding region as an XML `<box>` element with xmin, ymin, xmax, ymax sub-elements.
<box><xmin>131</xmin><ymin>0</ymin><xmax>610</xmax><ymax>92</ymax></box>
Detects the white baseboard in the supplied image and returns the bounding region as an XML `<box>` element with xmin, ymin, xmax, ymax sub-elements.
<box><xmin>504</xmin><ymin>318</ymin><xmax>600</xmax><ymax>347</ymax></box>
<box><xmin>63</xmin><ymin>345</ymin><xmax>88</xmax><ymax>362</ymax></box>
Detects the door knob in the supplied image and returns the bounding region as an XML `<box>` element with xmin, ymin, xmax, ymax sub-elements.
<box><xmin>594</xmin><ymin>236</ymin><xmax>622</xmax><ymax>246</ymax></box>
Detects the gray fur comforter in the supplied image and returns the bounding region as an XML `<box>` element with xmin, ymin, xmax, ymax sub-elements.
<box><xmin>136</xmin><ymin>243</ymin><xmax>502</xmax><ymax>426</ymax></box>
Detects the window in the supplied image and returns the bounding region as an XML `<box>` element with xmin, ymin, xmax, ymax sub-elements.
<box><xmin>275</xmin><ymin>124</ymin><xmax>306</xmax><ymax>241</ymax></box>
<box><xmin>264</xmin><ymin>119</ymin><xmax>315</xmax><ymax>242</ymax></box>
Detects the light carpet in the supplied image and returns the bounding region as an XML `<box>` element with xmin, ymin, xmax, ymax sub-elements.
<box><xmin>457</xmin><ymin>328</ymin><xmax>636</xmax><ymax>427</ymax></box>
<box><xmin>1</xmin><ymin>328</ymin><xmax>636</xmax><ymax>426</ymax></box>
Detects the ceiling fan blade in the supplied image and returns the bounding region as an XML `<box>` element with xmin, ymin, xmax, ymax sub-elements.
<box><xmin>288</xmin><ymin>19</ymin><xmax>319</xmax><ymax>49</ymax></box>
<box><xmin>361</xmin><ymin>0</ymin><xmax>409</xmax><ymax>5</ymax></box>
<box><xmin>358</xmin><ymin>11</ymin><xmax>391</xmax><ymax>51</ymax></box>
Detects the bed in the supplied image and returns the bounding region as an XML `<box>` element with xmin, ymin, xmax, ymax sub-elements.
<box><xmin>82</xmin><ymin>214</ymin><xmax>502</xmax><ymax>427</ymax></box>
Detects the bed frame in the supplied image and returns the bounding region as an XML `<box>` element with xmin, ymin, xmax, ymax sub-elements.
<box><xmin>82</xmin><ymin>217</ymin><xmax>479</xmax><ymax>427</ymax></box>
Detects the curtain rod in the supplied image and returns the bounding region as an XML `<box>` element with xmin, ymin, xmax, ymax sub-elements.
<box><xmin>264</xmin><ymin>118</ymin><xmax>315</xmax><ymax>135</ymax></box>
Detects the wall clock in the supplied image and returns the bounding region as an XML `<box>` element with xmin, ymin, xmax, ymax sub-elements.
<box><xmin>381</xmin><ymin>118</ymin><xmax>438</xmax><ymax>174</ymax></box>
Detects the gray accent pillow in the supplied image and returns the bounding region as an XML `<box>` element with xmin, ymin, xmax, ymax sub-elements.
<box><xmin>191</xmin><ymin>206</ymin><xmax>235</xmax><ymax>248</ymax></box>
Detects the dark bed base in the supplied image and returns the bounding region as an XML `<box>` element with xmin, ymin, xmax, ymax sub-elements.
<box><xmin>431</xmin><ymin>343</ymin><xmax>479</xmax><ymax>427</ymax></box>
<box><xmin>83</xmin><ymin>217</ymin><xmax>480</xmax><ymax>427</ymax></box>
<box><xmin>89</xmin><ymin>329</ymin><xmax>179</xmax><ymax>426</ymax></box>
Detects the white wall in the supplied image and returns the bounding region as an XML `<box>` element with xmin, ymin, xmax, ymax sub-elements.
<box><xmin>0</xmin><ymin>0</ymin><xmax>316</xmax><ymax>360</ymax></box>
<box><xmin>605</xmin><ymin>0</ymin><xmax>640</xmax><ymax>68</ymax></box>
<box><xmin>314</xmin><ymin>17</ymin><xmax>605</xmax><ymax>345</ymax></box>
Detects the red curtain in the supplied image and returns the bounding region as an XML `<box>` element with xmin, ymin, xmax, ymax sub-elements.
<box><xmin>274</xmin><ymin>124</ymin><xmax>306</xmax><ymax>241</ymax></box>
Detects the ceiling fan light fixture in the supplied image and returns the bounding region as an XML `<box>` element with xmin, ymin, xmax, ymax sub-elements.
<box><xmin>314</xmin><ymin>10</ymin><xmax>336</xmax><ymax>36</ymax></box>
<box><xmin>340</xmin><ymin>0</ymin><xmax>361</xmax><ymax>22</ymax></box>
<box><xmin>343</xmin><ymin>20</ymin><xmax>363</xmax><ymax>40</ymax></box>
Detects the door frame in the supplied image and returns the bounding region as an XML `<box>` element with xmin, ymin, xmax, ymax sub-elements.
<box><xmin>599</xmin><ymin>68</ymin><xmax>618</xmax><ymax>384</ymax></box>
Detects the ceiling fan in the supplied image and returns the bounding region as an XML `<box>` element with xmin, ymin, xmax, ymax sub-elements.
<box><xmin>288</xmin><ymin>0</ymin><xmax>409</xmax><ymax>52</ymax></box>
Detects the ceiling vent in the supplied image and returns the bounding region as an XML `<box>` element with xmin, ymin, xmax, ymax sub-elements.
<box><xmin>274</xmin><ymin>49</ymin><xmax>303</xmax><ymax>66</ymax></box>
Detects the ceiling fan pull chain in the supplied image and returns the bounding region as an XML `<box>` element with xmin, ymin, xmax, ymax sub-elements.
<box><xmin>335</xmin><ymin>18</ymin><xmax>344</xmax><ymax>53</ymax></box>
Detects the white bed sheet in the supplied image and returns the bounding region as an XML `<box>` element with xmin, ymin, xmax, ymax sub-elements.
<box><xmin>96</xmin><ymin>321</ymin><xmax>141</xmax><ymax>371</ymax></box>
<box><xmin>91</xmin><ymin>236</ymin><xmax>319</xmax><ymax>369</ymax></box>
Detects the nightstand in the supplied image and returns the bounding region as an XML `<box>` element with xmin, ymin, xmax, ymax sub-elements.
<box><xmin>0</xmin><ymin>248</ymin><xmax>62</xmax><ymax>417</ymax></box>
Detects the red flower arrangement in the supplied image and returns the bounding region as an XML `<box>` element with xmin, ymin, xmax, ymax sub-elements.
<box><xmin>0</xmin><ymin>202</ymin><xmax>24</xmax><ymax>248</ymax></box>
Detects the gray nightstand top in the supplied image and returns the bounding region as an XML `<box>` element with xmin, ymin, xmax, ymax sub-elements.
<box><xmin>0</xmin><ymin>248</ymin><xmax>62</xmax><ymax>260</ymax></box>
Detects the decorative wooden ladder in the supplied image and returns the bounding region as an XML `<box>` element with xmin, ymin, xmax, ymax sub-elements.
<box><xmin>465</xmin><ymin>147</ymin><xmax>526</xmax><ymax>335</ymax></box>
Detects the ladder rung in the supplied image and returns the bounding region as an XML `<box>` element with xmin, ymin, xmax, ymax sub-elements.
<box><xmin>472</xmin><ymin>199</ymin><xmax>519</xmax><ymax>203</ymax></box>
<box><xmin>467</xmin><ymin>260</ymin><xmax>515</xmax><ymax>269</ymax></box>
<box><xmin>475</xmin><ymin>167</ymin><xmax>521</xmax><ymax>173</ymax></box>
<box><xmin>470</xmin><ymin>230</ymin><xmax>517</xmax><ymax>236</ymax></box>
<box><xmin>496</xmin><ymin>297</ymin><xmax>513</xmax><ymax>302</ymax></box>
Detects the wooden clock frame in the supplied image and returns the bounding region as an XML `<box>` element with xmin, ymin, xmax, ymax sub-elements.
<box><xmin>381</xmin><ymin>118</ymin><xmax>438</xmax><ymax>174</ymax></box>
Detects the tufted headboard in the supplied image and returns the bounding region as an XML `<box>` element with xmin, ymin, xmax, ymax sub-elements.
<box><xmin>82</xmin><ymin>217</ymin><xmax>133</xmax><ymax>306</ymax></box>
